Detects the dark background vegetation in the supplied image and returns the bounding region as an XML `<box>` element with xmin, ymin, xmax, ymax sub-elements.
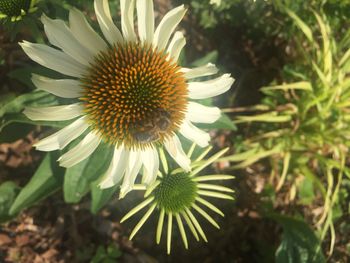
<box><xmin>0</xmin><ymin>0</ymin><xmax>350</xmax><ymax>262</ymax></box>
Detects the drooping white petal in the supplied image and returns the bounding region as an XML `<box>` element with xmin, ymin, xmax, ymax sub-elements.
<box><xmin>69</xmin><ymin>8</ymin><xmax>108</xmax><ymax>55</ymax></box>
<box><xmin>59</xmin><ymin>131</ymin><xmax>101</xmax><ymax>167</ymax></box>
<box><xmin>187</xmin><ymin>102</ymin><xmax>221</xmax><ymax>123</ymax></box>
<box><xmin>136</xmin><ymin>0</ymin><xmax>154</xmax><ymax>43</ymax></box>
<box><xmin>34</xmin><ymin>117</ymin><xmax>89</xmax><ymax>151</ymax></box>
<box><xmin>121</xmin><ymin>0</ymin><xmax>137</xmax><ymax>42</ymax></box>
<box><xmin>41</xmin><ymin>14</ymin><xmax>94</xmax><ymax>66</ymax></box>
<box><xmin>94</xmin><ymin>0</ymin><xmax>123</xmax><ymax>45</ymax></box>
<box><xmin>32</xmin><ymin>74</ymin><xmax>82</xmax><ymax>98</ymax></box>
<box><xmin>153</xmin><ymin>5</ymin><xmax>186</xmax><ymax>51</ymax></box>
<box><xmin>120</xmin><ymin>150</ymin><xmax>143</xmax><ymax>198</ymax></box>
<box><xmin>188</xmin><ymin>74</ymin><xmax>234</xmax><ymax>99</ymax></box>
<box><xmin>20</xmin><ymin>41</ymin><xmax>86</xmax><ymax>78</ymax></box>
<box><xmin>167</xmin><ymin>31</ymin><xmax>186</xmax><ymax>62</ymax></box>
<box><xmin>181</xmin><ymin>63</ymin><xmax>218</xmax><ymax>79</ymax></box>
<box><xmin>99</xmin><ymin>146</ymin><xmax>130</xmax><ymax>189</ymax></box>
<box><xmin>141</xmin><ymin>147</ymin><xmax>159</xmax><ymax>185</ymax></box>
<box><xmin>23</xmin><ymin>103</ymin><xmax>83</xmax><ymax>121</ymax></box>
<box><xmin>179</xmin><ymin>121</ymin><xmax>210</xmax><ymax>148</ymax></box>
<box><xmin>164</xmin><ymin>135</ymin><xmax>190</xmax><ymax>171</ymax></box>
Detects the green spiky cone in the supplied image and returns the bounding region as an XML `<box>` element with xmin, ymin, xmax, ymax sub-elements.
<box><xmin>0</xmin><ymin>0</ymin><xmax>31</xmax><ymax>17</ymax></box>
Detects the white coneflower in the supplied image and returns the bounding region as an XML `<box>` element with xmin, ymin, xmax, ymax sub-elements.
<box><xmin>121</xmin><ymin>146</ymin><xmax>234</xmax><ymax>254</ymax></box>
<box><xmin>0</xmin><ymin>0</ymin><xmax>37</xmax><ymax>21</ymax></box>
<box><xmin>20</xmin><ymin>0</ymin><xmax>234</xmax><ymax>197</ymax></box>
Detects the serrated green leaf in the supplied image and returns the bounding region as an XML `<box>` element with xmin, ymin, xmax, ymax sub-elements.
<box><xmin>9</xmin><ymin>152</ymin><xmax>64</xmax><ymax>215</ymax></box>
<box><xmin>63</xmin><ymin>143</ymin><xmax>113</xmax><ymax>203</ymax></box>
<box><xmin>0</xmin><ymin>181</ymin><xmax>20</xmax><ymax>223</ymax></box>
<box><xmin>272</xmin><ymin>215</ymin><xmax>326</xmax><ymax>263</ymax></box>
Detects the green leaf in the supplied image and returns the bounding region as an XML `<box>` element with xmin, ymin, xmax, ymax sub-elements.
<box><xmin>9</xmin><ymin>152</ymin><xmax>64</xmax><ymax>215</ymax></box>
<box><xmin>272</xmin><ymin>215</ymin><xmax>326</xmax><ymax>263</ymax></box>
<box><xmin>190</xmin><ymin>50</ymin><xmax>218</xmax><ymax>67</ymax></box>
<box><xmin>63</xmin><ymin>143</ymin><xmax>113</xmax><ymax>203</ymax></box>
<box><xmin>261</xmin><ymin>81</ymin><xmax>312</xmax><ymax>92</ymax></box>
<box><xmin>106</xmin><ymin>244</ymin><xmax>122</xmax><ymax>259</ymax></box>
<box><xmin>0</xmin><ymin>122</ymin><xmax>34</xmax><ymax>143</ymax></box>
<box><xmin>0</xmin><ymin>93</ymin><xmax>16</xmax><ymax>108</ymax></box>
<box><xmin>0</xmin><ymin>90</ymin><xmax>62</xmax><ymax>132</ymax></box>
<box><xmin>0</xmin><ymin>90</ymin><xmax>53</xmax><ymax>118</ymax></box>
<box><xmin>1</xmin><ymin>113</ymin><xmax>68</xmax><ymax>132</ymax></box>
<box><xmin>298</xmin><ymin>176</ymin><xmax>315</xmax><ymax>205</ymax></box>
<box><xmin>197</xmin><ymin>113</ymin><xmax>236</xmax><ymax>131</ymax></box>
<box><xmin>0</xmin><ymin>181</ymin><xmax>20</xmax><ymax>222</ymax></box>
<box><xmin>91</xmin><ymin>246</ymin><xmax>107</xmax><ymax>263</ymax></box>
<box><xmin>8</xmin><ymin>66</ymin><xmax>65</xmax><ymax>90</ymax></box>
<box><xmin>285</xmin><ymin>7</ymin><xmax>314</xmax><ymax>43</ymax></box>
<box><xmin>90</xmin><ymin>182</ymin><xmax>118</xmax><ymax>214</ymax></box>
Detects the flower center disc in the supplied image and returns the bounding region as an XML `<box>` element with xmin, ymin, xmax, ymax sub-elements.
<box><xmin>154</xmin><ymin>173</ymin><xmax>197</xmax><ymax>213</ymax></box>
<box><xmin>81</xmin><ymin>43</ymin><xmax>188</xmax><ymax>149</ymax></box>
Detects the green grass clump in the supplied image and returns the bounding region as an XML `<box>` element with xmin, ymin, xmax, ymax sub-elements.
<box><xmin>227</xmin><ymin>7</ymin><xmax>350</xmax><ymax>254</ymax></box>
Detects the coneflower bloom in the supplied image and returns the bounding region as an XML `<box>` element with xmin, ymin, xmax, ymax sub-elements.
<box><xmin>20</xmin><ymin>0</ymin><xmax>234</xmax><ymax>197</ymax></box>
<box><xmin>120</xmin><ymin>146</ymin><xmax>234</xmax><ymax>254</ymax></box>
<box><xmin>0</xmin><ymin>0</ymin><xmax>37</xmax><ymax>21</ymax></box>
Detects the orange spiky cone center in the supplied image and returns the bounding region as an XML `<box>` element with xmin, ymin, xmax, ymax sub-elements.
<box><xmin>80</xmin><ymin>43</ymin><xmax>188</xmax><ymax>149</ymax></box>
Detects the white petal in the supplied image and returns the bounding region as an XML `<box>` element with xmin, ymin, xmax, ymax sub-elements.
<box><xmin>99</xmin><ymin>146</ymin><xmax>130</xmax><ymax>189</ymax></box>
<box><xmin>34</xmin><ymin>117</ymin><xmax>89</xmax><ymax>151</ymax></box>
<box><xmin>179</xmin><ymin>121</ymin><xmax>210</xmax><ymax>148</ymax></box>
<box><xmin>167</xmin><ymin>31</ymin><xmax>186</xmax><ymax>62</ymax></box>
<box><xmin>141</xmin><ymin>147</ymin><xmax>159</xmax><ymax>185</ymax></box>
<box><xmin>20</xmin><ymin>41</ymin><xmax>86</xmax><ymax>78</ymax></box>
<box><xmin>136</xmin><ymin>0</ymin><xmax>154</xmax><ymax>43</ymax></box>
<box><xmin>121</xmin><ymin>0</ymin><xmax>137</xmax><ymax>42</ymax></box>
<box><xmin>153</xmin><ymin>5</ymin><xmax>186</xmax><ymax>51</ymax></box>
<box><xmin>69</xmin><ymin>8</ymin><xmax>108</xmax><ymax>55</ymax></box>
<box><xmin>188</xmin><ymin>74</ymin><xmax>234</xmax><ymax>99</ymax></box>
<box><xmin>41</xmin><ymin>14</ymin><xmax>94</xmax><ymax>66</ymax></box>
<box><xmin>94</xmin><ymin>0</ymin><xmax>123</xmax><ymax>45</ymax></box>
<box><xmin>59</xmin><ymin>131</ymin><xmax>101</xmax><ymax>167</ymax></box>
<box><xmin>187</xmin><ymin>102</ymin><xmax>221</xmax><ymax>123</ymax></box>
<box><xmin>181</xmin><ymin>63</ymin><xmax>219</xmax><ymax>79</ymax></box>
<box><xmin>164</xmin><ymin>135</ymin><xmax>190</xmax><ymax>171</ymax></box>
<box><xmin>23</xmin><ymin>103</ymin><xmax>83</xmax><ymax>121</ymax></box>
<box><xmin>120</xmin><ymin>150</ymin><xmax>143</xmax><ymax>198</ymax></box>
<box><xmin>32</xmin><ymin>74</ymin><xmax>82</xmax><ymax>98</ymax></box>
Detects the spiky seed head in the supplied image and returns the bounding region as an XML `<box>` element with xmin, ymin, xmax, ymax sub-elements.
<box><xmin>0</xmin><ymin>0</ymin><xmax>31</xmax><ymax>16</ymax></box>
<box><xmin>80</xmin><ymin>43</ymin><xmax>188</xmax><ymax>150</ymax></box>
<box><xmin>154</xmin><ymin>172</ymin><xmax>197</xmax><ymax>213</ymax></box>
